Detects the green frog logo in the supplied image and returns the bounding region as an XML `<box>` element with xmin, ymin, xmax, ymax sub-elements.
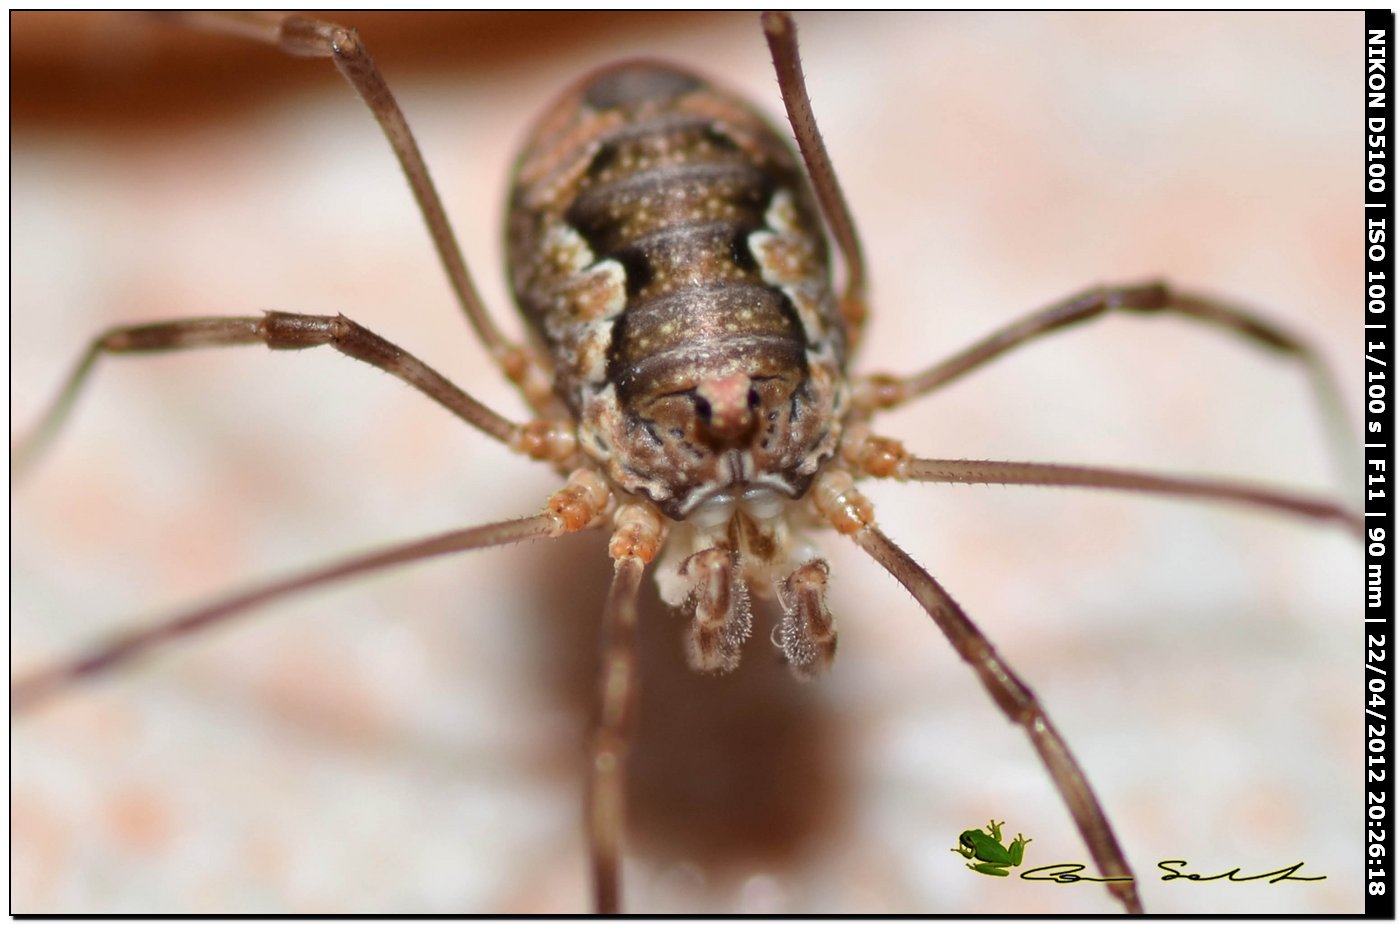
<box><xmin>953</xmin><ymin>819</ymin><xmax>1032</xmax><ymax>877</ymax></box>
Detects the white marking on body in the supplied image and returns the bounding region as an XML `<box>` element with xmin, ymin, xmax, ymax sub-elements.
<box><xmin>575</xmin><ymin>320</ymin><xmax>615</xmax><ymax>384</ymax></box>
<box><xmin>750</xmin><ymin>190</ymin><xmax>833</xmax><ymax>349</ymax></box>
<box><xmin>572</xmin><ymin>259</ymin><xmax>629</xmax><ymax>320</ymax></box>
<box><xmin>542</xmin><ymin>222</ymin><xmax>594</xmax><ymax>275</ymax></box>
<box><xmin>763</xmin><ymin>188</ymin><xmax>800</xmax><ymax>234</ymax></box>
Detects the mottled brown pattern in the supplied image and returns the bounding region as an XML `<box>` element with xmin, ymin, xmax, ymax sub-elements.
<box><xmin>507</xmin><ymin>60</ymin><xmax>846</xmax><ymax>519</ymax></box>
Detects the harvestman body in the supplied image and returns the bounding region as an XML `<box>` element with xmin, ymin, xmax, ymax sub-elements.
<box><xmin>12</xmin><ymin>12</ymin><xmax>1361</xmax><ymax>914</ymax></box>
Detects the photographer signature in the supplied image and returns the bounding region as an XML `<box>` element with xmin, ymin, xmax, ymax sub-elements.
<box><xmin>1017</xmin><ymin>860</ymin><xmax>1326</xmax><ymax>885</ymax></box>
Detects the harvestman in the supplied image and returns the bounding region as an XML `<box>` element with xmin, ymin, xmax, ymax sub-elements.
<box><xmin>11</xmin><ymin>12</ymin><xmax>1361</xmax><ymax>914</ymax></box>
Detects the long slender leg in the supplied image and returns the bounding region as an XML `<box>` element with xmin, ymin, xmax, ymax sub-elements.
<box><xmin>839</xmin><ymin>428</ymin><xmax>1363</xmax><ymax>537</ymax></box>
<box><xmin>761</xmin><ymin>12</ymin><xmax>869</xmax><ymax>348</ymax></box>
<box><xmin>588</xmin><ymin>557</ymin><xmax>644</xmax><ymax>915</ymax></box>
<box><xmin>11</xmin><ymin>313</ymin><xmax>576</xmax><ymax>480</ymax></box>
<box><xmin>12</xmin><ymin>469</ymin><xmax>613</xmax><ymax>715</ymax></box>
<box><xmin>855</xmin><ymin>281</ymin><xmax>1355</xmax><ymax>484</ymax></box>
<box><xmin>859</xmin><ymin>525</ymin><xmax>1142</xmax><ymax>913</ymax></box>
<box><xmin>13</xmin><ymin>514</ymin><xmax>552</xmax><ymax>714</ymax></box>
<box><xmin>902</xmin><ymin>457</ymin><xmax>1363</xmax><ymax>538</ymax></box>
<box><xmin>587</xmin><ymin>504</ymin><xmax>665</xmax><ymax>914</ymax></box>
<box><xmin>159</xmin><ymin>12</ymin><xmax>556</xmax><ymax>407</ymax></box>
<box><xmin>812</xmin><ymin>468</ymin><xmax>1142</xmax><ymax>914</ymax></box>
<box><xmin>165</xmin><ymin>14</ymin><xmax>504</xmax><ymax>356</ymax></box>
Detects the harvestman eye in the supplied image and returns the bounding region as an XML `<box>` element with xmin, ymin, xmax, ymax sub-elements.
<box><xmin>11</xmin><ymin>12</ymin><xmax>1362</xmax><ymax>914</ymax></box>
